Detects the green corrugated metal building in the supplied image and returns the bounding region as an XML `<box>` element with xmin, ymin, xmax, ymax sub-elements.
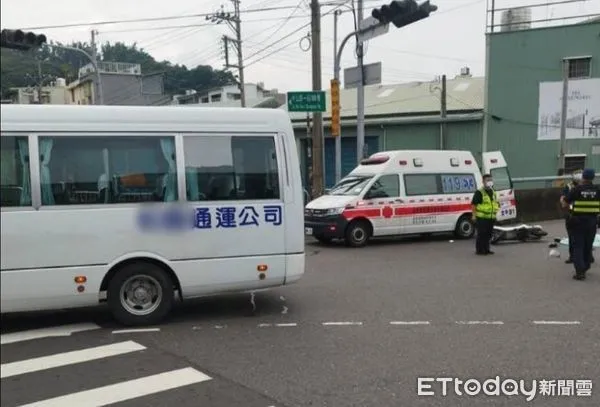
<box><xmin>283</xmin><ymin>74</ymin><xmax>485</xmax><ymax>189</ymax></box>
<box><xmin>484</xmin><ymin>18</ymin><xmax>600</xmax><ymax>181</ymax></box>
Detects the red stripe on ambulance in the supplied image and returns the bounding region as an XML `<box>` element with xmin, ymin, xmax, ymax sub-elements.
<box><xmin>342</xmin><ymin>203</ymin><xmax>472</xmax><ymax>220</ymax></box>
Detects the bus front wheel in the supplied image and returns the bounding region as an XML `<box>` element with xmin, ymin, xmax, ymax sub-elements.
<box><xmin>107</xmin><ymin>262</ymin><xmax>174</xmax><ymax>326</ymax></box>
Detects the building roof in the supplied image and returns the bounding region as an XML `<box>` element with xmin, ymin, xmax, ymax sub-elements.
<box><xmin>282</xmin><ymin>76</ymin><xmax>484</xmax><ymax>121</ymax></box>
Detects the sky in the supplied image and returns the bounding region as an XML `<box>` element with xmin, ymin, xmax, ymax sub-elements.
<box><xmin>1</xmin><ymin>0</ymin><xmax>598</xmax><ymax>93</ymax></box>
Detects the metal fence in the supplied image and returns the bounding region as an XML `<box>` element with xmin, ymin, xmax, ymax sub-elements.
<box><xmin>512</xmin><ymin>175</ymin><xmax>600</xmax><ymax>190</ymax></box>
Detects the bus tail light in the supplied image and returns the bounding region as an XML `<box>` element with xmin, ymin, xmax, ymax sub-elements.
<box><xmin>465</xmin><ymin>160</ymin><xmax>472</xmax><ymax>165</ymax></box>
<box><xmin>257</xmin><ymin>264</ymin><xmax>268</xmax><ymax>280</ymax></box>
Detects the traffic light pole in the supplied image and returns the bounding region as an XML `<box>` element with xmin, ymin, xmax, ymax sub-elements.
<box><xmin>333</xmin><ymin>22</ymin><xmax>385</xmax><ymax>182</ymax></box>
<box><xmin>51</xmin><ymin>44</ymin><xmax>104</xmax><ymax>105</ymax></box>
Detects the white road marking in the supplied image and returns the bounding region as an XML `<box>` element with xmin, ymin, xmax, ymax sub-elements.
<box><xmin>275</xmin><ymin>323</ymin><xmax>297</xmax><ymax>327</ymax></box>
<box><xmin>389</xmin><ymin>321</ymin><xmax>430</xmax><ymax>325</ymax></box>
<box><xmin>455</xmin><ymin>321</ymin><xmax>504</xmax><ymax>325</ymax></box>
<box><xmin>214</xmin><ymin>325</ymin><xmax>226</xmax><ymax>329</ymax></box>
<box><xmin>281</xmin><ymin>306</ymin><xmax>289</xmax><ymax>314</ymax></box>
<box><xmin>1</xmin><ymin>341</ymin><xmax>145</xmax><ymax>379</ymax></box>
<box><xmin>0</xmin><ymin>323</ymin><xmax>101</xmax><ymax>345</ymax></box>
<box><xmin>322</xmin><ymin>322</ymin><xmax>363</xmax><ymax>326</ymax></box>
<box><xmin>17</xmin><ymin>367</ymin><xmax>211</xmax><ymax>407</ymax></box>
<box><xmin>258</xmin><ymin>323</ymin><xmax>272</xmax><ymax>327</ymax></box>
<box><xmin>532</xmin><ymin>320</ymin><xmax>581</xmax><ymax>325</ymax></box>
<box><xmin>112</xmin><ymin>328</ymin><xmax>160</xmax><ymax>334</ymax></box>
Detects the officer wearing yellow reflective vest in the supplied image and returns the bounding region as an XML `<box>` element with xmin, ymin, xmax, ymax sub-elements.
<box><xmin>562</xmin><ymin>168</ymin><xmax>600</xmax><ymax>280</ymax></box>
<box><xmin>471</xmin><ymin>174</ymin><xmax>500</xmax><ymax>255</ymax></box>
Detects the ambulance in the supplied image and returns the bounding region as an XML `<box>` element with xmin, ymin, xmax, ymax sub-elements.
<box><xmin>304</xmin><ymin>150</ymin><xmax>516</xmax><ymax>247</ymax></box>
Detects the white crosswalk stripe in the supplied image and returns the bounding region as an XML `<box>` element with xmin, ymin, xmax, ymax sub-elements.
<box><xmin>0</xmin><ymin>323</ymin><xmax>214</xmax><ymax>407</ymax></box>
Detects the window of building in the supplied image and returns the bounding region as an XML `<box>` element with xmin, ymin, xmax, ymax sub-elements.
<box><xmin>0</xmin><ymin>136</ymin><xmax>31</xmax><ymax>207</ymax></box>
<box><xmin>201</xmin><ymin>97</ymin><xmax>209</xmax><ymax>103</ymax></box>
<box><xmin>210</xmin><ymin>94</ymin><xmax>221</xmax><ymax>102</ymax></box>
<box><xmin>38</xmin><ymin>135</ymin><xmax>178</xmax><ymax>206</ymax></box>
<box><xmin>404</xmin><ymin>174</ymin><xmax>440</xmax><ymax>196</ymax></box>
<box><xmin>564</xmin><ymin>155</ymin><xmax>586</xmax><ymax>174</ymax></box>
<box><xmin>365</xmin><ymin>174</ymin><xmax>399</xmax><ymax>199</ymax></box>
<box><xmin>183</xmin><ymin>135</ymin><xmax>279</xmax><ymax>201</ymax></box>
<box><xmin>566</xmin><ymin>57</ymin><xmax>591</xmax><ymax>79</ymax></box>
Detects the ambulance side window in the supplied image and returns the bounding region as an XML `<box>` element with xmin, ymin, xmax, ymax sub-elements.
<box><xmin>365</xmin><ymin>174</ymin><xmax>400</xmax><ymax>199</ymax></box>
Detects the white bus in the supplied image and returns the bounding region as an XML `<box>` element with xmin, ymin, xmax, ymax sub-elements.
<box><xmin>0</xmin><ymin>104</ymin><xmax>305</xmax><ymax>326</ymax></box>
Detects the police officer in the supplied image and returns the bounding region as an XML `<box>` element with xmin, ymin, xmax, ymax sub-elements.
<box><xmin>471</xmin><ymin>174</ymin><xmax>499</xmax><ymax>255</ymax></box>
<box><xmin>562</xmin><ymin>168</ymin><xmax>600</xmax><ymax>280</ymax></box>
<box><xmin>560</xmin><ymin>170</ymin><xmax>582</xmax><ymax>264</ymax></box>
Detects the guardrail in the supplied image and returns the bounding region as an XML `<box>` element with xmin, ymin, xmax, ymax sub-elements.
<box><xmin>511</xmin><ymin>175</ymin><xmax>571</xmax><ymax>190</ymax></box>
<box><xmin>512</xmin><ymin>175</ymin><xmax>600</xmax><ymax>190</ymax></box>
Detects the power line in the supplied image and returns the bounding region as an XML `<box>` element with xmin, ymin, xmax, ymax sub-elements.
<box><xmin>18</xmin><ymin>5</ymin><xmax>308</xmax><ymax>30</ymax></box>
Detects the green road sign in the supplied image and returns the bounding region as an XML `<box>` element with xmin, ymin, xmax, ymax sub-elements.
<box><xmin>287</xmin><ymin>91</ymin><xmax>326</xmax><ymax>112</ymax></box>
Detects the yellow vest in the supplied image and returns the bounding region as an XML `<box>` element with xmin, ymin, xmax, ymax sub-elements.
<box><xmin>475</xmin><ymin>188</ymin><xmax>499</xmax><ymax>219</ymax></box>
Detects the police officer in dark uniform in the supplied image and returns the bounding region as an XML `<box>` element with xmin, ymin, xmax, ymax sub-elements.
<box><xmin>562</xmin><ymin>168</ymin><xmax>600</xmax><ymax>280</ymax></box>
<box><xmin>560</xmin><ymin>170</ymin><xmax>582</xmax><ymax>263</ymax></box>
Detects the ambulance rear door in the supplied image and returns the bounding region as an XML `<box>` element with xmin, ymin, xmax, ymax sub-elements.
<box><xmin>482</xmin><ymin>151</ymin><xmax>517</xmax><ymax>221</ymax></box>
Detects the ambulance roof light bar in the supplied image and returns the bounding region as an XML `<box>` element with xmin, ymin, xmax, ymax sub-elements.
<box><xmin>360</xmin><ymin>155</ymin><xmax>390</xmax><ymax>165</ymax></box>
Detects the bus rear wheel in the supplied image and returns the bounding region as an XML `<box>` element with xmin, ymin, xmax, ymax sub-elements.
<box><xmin>107</xmin><ymin>262</ymin><xmax>174</xmax><ymax>326</ymax></box>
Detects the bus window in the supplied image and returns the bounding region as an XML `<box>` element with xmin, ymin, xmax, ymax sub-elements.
<box><xmin>0</xmin><ymin>136</ymin><xmax>31</xmax><ymax>207</ymax></box>
<box><xmin>183</xmin><ymin>135</ymin><xmax>280</xmax><ymax>201</ymax></box>
<box><xmin>38</xmin><ymin>135</ymin><xmax>178</xmax><ymax>205</ymax></box>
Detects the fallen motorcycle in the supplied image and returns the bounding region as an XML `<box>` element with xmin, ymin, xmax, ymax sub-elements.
<box><xmin>490</xmin><ymin>224</ymin><xmax>548</xmax><ymax>244</ymax></box>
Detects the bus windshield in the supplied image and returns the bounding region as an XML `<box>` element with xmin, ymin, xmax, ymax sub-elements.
<box><xmin>328</xmin><ymin>175</ymin><xmax>373</xmax><ymax>196</ymax></box>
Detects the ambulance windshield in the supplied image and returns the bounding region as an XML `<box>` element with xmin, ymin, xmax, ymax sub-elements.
<box><xmin>328</xmin><ymin>175</ymin><xmax>373</xmax><ymax>196</ymax></box>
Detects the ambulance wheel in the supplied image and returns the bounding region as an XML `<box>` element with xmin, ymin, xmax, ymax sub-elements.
<box><xmin>454</xmin><ymin>215</ymin><xmax>475</xmax><ymax>239</ymax></box>
<box><xmin>107</xmin><ymin>262</ymin><xmax>174</xmax><ymax>326</ymax></box>
<box><xmin>345</xmin><ymin>220</ymin><xmax>371</xmax><ymax>247</ymax></box>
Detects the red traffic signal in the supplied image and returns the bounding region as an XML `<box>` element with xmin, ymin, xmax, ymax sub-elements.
<box><xmin>1</xmin><ymin>29</ymin><xmax>47</xmax><ymax>51</ymax></box>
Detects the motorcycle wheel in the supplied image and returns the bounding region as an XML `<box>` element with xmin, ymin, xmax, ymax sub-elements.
<box><xmin>490</xmin><ymin>230</ymin><xmax>503</xmax><ymax>245</ymax></box>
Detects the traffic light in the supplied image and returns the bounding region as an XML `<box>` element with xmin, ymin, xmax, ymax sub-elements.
<box><xmin>330</xmin><ymin>79</ymin><xmax>341</xmax><ymax>137</ymax></box>
<box><xmin>0</xmin><ymin>29</ymin><xmax>47</xmax><ymax>51</ymax></box>
<box><xmin>371</xmin><ymin>0</ymin><xmax>437</xmax><ymax>28</ymax></box>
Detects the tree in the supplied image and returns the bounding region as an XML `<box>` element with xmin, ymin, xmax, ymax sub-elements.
<box><xmin>1</xmin><ymin>40</ymin><xmax>236</xmax><ymax>99</ymax></box>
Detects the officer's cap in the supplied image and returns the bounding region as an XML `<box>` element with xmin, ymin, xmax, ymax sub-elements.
<box><xmin>582</xmin><ymin>168</ymin><xmax>595</xmax><ymax>180</ymax></box>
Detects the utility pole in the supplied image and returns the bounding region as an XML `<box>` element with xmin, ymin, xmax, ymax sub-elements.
<box><xmin>90</xmin><ymin>29</ymin><xmax>100</xmax><ymax>105</ymax></box>
<box><xmin>333</xmin><ymin>9</ymin><xmax>342</xmax><ymax>184</ymax></box>
<box><xmin>36</xmin><ymin>59</ymin><xmax>43</xmax><ymax>104</ymax></box>
<box><xmin>440</xmin><ymin>74</ymin><xmax>447</xmax><ymax>149</ymax></box>
<box><xmin>356</xmin><ymin>0</ymin><xmax>366</xmax><ymax>163</ymax></box>
<box><xmin>558</xmin><ymin>59</ymin><xmax>569</xmax><ymax>172</ymax></box>
<box><xmin>211</xmin><ymin>1</ymin><xmax>246</xmax><ymax>107</ymax></box>
<box><xmin>310</xmin><ymin>0</ymin><xmax>324</xmax><ymax>197</ymax></box>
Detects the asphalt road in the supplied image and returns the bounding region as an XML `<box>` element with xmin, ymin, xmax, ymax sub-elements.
<box><xmin>1</xmin><ymin>219</ymin><xmax>598</xmax><ymax>407</ymax></box>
